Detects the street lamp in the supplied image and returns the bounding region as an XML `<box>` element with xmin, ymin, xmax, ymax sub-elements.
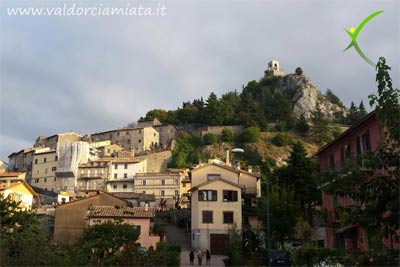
<box><xmin>231</xmin><ymin>148</ymin><xmax>272</xmax><ymax>267</ymax></box>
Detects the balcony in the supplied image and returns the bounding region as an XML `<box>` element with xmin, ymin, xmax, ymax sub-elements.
<box><xmin>325</xmin><ymin>155</ymin><xmax>370</xmax><ymax>176</ymax></box>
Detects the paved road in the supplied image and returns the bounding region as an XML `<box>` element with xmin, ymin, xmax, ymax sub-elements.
<box><xmin>161</xmin><ymin>222</ymin><xmax>226</xmax><ymax>266</ymax></box>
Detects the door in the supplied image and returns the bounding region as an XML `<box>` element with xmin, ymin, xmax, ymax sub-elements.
<box><xmin>210</xmin><ymin>234</ymin><xmax>229</xmax><ymax>255</ymax></box>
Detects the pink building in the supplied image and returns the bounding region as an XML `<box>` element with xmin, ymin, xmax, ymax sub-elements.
<box><xmin>87</xmin><ymin>206</ymin><xmax>160</xmax><ymax>249</ymax></box>
<box><xmin>317</xmin><ymin>112</ymin><xmax>398</xmax><ymax>254</ymax></box>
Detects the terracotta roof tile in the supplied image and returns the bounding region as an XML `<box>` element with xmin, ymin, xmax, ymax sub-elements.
<box><xmin>88</xmin><ymin>206</ymin><xmax>155</xmax><ymax>218</ymax></box>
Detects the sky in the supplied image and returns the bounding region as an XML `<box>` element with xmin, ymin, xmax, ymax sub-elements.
<box><xmin>0</xmin><ymin>0</ymin><xmax>399</xmax><ymax>160</ymax></box>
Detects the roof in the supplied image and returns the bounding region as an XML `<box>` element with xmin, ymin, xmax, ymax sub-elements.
<box><xmin>34</xmin><ymin>149</ymin><xmax>56</xmax><ymax>155</ymax></box>
<box><xmin>111</xmin><ymin>192</ymin><xmax>155</xmax><ymax>201</ymax></box>
<box><xmin>31</xmin><ymin>186</ymin><xmax>58</xmax><ymax>198</ymax></box>
<box><xmin>91</xmin><ymin>127</ymin><xmax>148</xmax><ymax>136</ymax></box>
<box><xmin>316</xmin><ymin>111</ymin><xmax>376</xmax><ymax>156</ymax></box>
<box><xmin>191</xmin><ymin>162</ymin><xmax>259</xmax><ymax>178</ymax></box>
<box><xmin>188</xmin><ymin>177</ymin><xmax>244</xmax><ymax>192</ymax></box>
<box><xmin>111</xmin><ymin>158</ymin><xmax>143</xmax><ymax>163</ymax></box>
<box><xmin>88</xmin><ymin>206</ymin><xmax>155</xmax><ymax>218</ymax></box>
<box><xmin>0</xmin><ymin>179</ymin><xmax>38</xmax><ymax>198</ymax></box>
<box><xmin>0</xmin><ymin>172</ymin><xmax>25</xmax><ymax>178</ymax></box>
<box><xmin>57</xmin><ymin>190</ymin><xmax>128</xmax><ymax>207</ymax></box>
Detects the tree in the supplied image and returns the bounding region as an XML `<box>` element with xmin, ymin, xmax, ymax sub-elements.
<box><xmin>204</xmin><ymin>92</ymin><xmax>224</xmax><ymax>125</ymax></box>
<box><xmin>347</xmin><ymin>101</ymin><xmax>361</xmax><ymax>125</ymax></box>
<box><xmin>203</xmin><ymin>133</ymin><xmax>217</xmax><ymax>145</ymax></box>
<box><xmin>358</xmin><ymin>100</ymin><xmax>368</xmax><ymax>118</ymax></box>
<box><xmin>310</xmin><ymin>104</ymin><xmax>331</xmax><ymax>145</ymax></box>
<box><xmin>325</xmin><ymin>89</ymin><xmax>344</xmax><ymax>108</ymax></box>
<box><xmin>295</xmin><ymin>67</ymin><xmax>303</xmax><ymax>75</ymax></box>
<box><xmin>0</xmin><ymin>195</ymin><xmax>69</xmax><ymax>266</ymax></box>
<box><xmin>239</xmin><ymin>127</ymin><xmax>261</xmax><ymax>143</ymax></box>
<box><xmin>295</xmin><ymin>114</ymin><xmax>310</xmax><ymax>135</ymax></box>
<box><xmin>221</xmin><ymin>127</ymin><xmax>235</xmax><ymax>142</ymax></box>
<box><xmin>76</xmin><ymin>219</ymin><xmax>140</xmax><ymax>266</ymax></box>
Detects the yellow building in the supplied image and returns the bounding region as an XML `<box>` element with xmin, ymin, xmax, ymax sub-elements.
<box><xmin>0</xmin><ymin>179</ymin><xmax>39</xmax><ymax>210</ymax></box>
<box><xmin>31</xmin><ymin>150</ymin><xmax>58</xmax><ymax>192</ymax></box>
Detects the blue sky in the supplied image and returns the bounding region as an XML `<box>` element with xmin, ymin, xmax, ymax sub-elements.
<box><xmin>0</xmin><ymin>0</ymin><xmax>399</xmax><ymax>160</ymax></box>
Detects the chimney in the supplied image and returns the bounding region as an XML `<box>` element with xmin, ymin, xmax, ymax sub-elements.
<box><xmin>225</xmin><ymin>150</ymin><xmax>230</xmax><ymax>165</ymax></box>
<box><xmin>144</xmin><ymin>203</ymin><xmax>149</xmax><ymax>212</ymax></box>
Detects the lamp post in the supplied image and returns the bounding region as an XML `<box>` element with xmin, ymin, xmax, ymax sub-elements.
<box><xmin>231</xmin><ymin>148</ymin><xmax>272</xmax><ymax>267</ymax></box>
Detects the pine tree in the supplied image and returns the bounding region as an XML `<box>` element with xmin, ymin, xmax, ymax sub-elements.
<box><xmin>358</xmin><ymin>100</ymin><xmax>368</xmax><ymax>118</ymax></box>
<box><xmin>310</xmin><ymin>104</ymin><xmax>331</xmax><ymax>145</ymax></box>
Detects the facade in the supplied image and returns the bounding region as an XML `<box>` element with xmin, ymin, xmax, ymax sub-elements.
<box><xmin>87</xmin><ymin>206</ymin><xmax>160</xmax><ymax>249</ymax></box>
<box><xmin>31</xmin><ymin>150</ymin><xmax>58</xmax><ymax>192</ymax></box>
<box><xmin>189</xmin><ymin>163</ymin><xmax>261</xmax><ymax>253</ymax></box>
<box><xmin>53</xmin><ymin>191</ymin><xmax>128</xmax><ymax>244</ymax></box>
<box><xmin>106</xmin><ymin>158</ymin><xmax>147</xmax><ymax>193</ymax></box>
<box><xmin>134</xmin><ymin>172</ymin><xmax>182</xmax><ymax>209</ymax></box>
<box><xmin>90</xmin><ymin>127</ymin><xmax>160</xmax><ymax>154</ymax></box>
<box><xmin>99</xmin><ymin>144</ymin><xmax>123</xmax><ymax>158</ymax></box>
<box><xmin>77</xmin><ymin>159</ymin><xmax>111</xmax><ymax>194</ymax></box>
<box><xmin>190</xmin><ymin>178</ymin><xmax>243</xmax><ymax>254</ymax></box>
<box><xmin>0</xmin><ymin>171</ymin><xmax>26</xmax><ymax>181</ymax></box>
<box><xmin>153</xmin><ymin>125</ymin><xmax>177</xmax><ymax>149</ymax></box>
<box><xmin>264</xmin><ymin>60</ymin><xmax>284</xmax><ymax>77</ymax></box>
<box><xmin>0</xmin><ymin>179</ymin><xmax>39</xmax><ymax>210</ymax></box>
<box><xmin>0</xmin><ymin>160</ymin><xmax>8</xmax><ymax>172</ymax></box>
<box><xmin>136</xmin><ymin>150</ymin><xmax>172</xmax><ymax>173</ymax></box>
<box><xmin>317</xmin><ymin>112</ymin><xmax>396</xmax><ymax>253</ymax></box>
<box><xmin>34</xmin><ymin>132</ymin><xmax>82</xmax><ymax>149</ymax></box>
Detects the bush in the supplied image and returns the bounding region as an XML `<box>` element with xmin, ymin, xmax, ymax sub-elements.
<box><xmin>295</xmin><ymin>67</ymin><xmax>303</xmax><ymax>75</ymax></box>
<box><xmin>203</xmin><ymin>133</ymin><xmax>217</xmax><ymax>145</ymax></box>
<box><xmin>239</xmin><ymin>127</ymin><xmax>261</xmax><ymax>143</ymax></box>
<box><xmin>274</xmin><ymin>121</ymin><xmax>287</xmax><ymax>132</ymax></box>
<box><xmin>272</xmin><ymin>133</ymin><xmax>293</xmax><ymax>147</ymax></box>
<box><xmin>292</xmin><ymin>245</ymin><xmax>339</xmax><ymax>266</ymax></box>
<box><xmin>331</xmin><ymin>126</ymin><xmax>342</xmax><ymax>138</ymax></box>
<box><xmin>221</xmin><ymin>128</ymin><xmax>235</xmax><ymax>142</ymax></box>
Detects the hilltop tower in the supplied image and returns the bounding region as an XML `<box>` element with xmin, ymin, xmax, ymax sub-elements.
<box><xmin>264</xmin><ymin>60</ymin><xmax>284</xmax><ymax>77</ymax></box>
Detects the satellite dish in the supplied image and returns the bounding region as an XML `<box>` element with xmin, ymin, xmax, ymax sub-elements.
<box><xmin>231</xmin><ymin>148</ymin><xmax>244</xmax><ymax>153</ymax></box>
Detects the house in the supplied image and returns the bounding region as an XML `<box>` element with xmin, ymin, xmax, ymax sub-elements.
<box><xmin>31</xmin><ymin>185</ymin><xmax>58</xmax><ymax>205</ymax></box>
<box><xmin>0</xmin><ymin>159</ymin><xmax>8</xmax><ymax>172</ymax></box>
<box><xmin>0</xmin><ymin>171</ymin><xmax>26</xmax><ymax>181</ymax></box>
<box><xmin>0</xmin><ymin>179</ymin><xmax>39</xmax><ymax>210</ymax></box>
<box><xmin>106</xmin><ymin>158</ymin><xmax>147</xmax><ymax>193</ymax></box>
<box><xmin>77</xmin><ymin>159</ymin><xmax>111</xmax><ymax>194</ymax></box>
<box><xmin>134</xmin><ymin>171</ymin><xmax>182</xmax><ymax>209</ymax></box>
<box><xmin>53</xmin><ymin>191</ymin><xmax>128</xmax><ymax>244</ymax></box>
<box><xmin>31</xmin><ymin>149</ymin><xmax>58</xmax><ymax>192</ymax></box>
<box><xmin>316</xmin><ymin>111</ymin><xmax>397</xmax><ymax>253</ymax></box>
<box><xmin>90</xmin><ymin>126</ymin><xmax>160</xmax><ymax>154</ymax></box>
<box><xmin>87</xmin><ymin>205</ymin><xmax>160</xmax><ymax>249</ymax></box>
<box><xmin>34</xmin><ymin>132</ymin><xmax>82</xmax><ymax>149</ymax></box>
<box><xmin>189</xmin><ymin>162</ymin><xmax>261</xmax><ymax>254</ymax></box>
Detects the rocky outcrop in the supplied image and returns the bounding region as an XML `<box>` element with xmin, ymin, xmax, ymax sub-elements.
<box><xmin>278</xmin><ymin>74</ymin><xmax>345</xmax><ymax>119</ymax></box>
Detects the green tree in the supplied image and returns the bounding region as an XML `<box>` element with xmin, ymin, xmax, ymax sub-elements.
<box><xmin>239</xmin><ymin>126</ymin><xmax>261</xmax><ymax>143</ymax></box>
<box><xmin>325</xmin><ymin>89</ymin><xmax>344</xmax><ymax>108</ymax></box>
<box><xmin>221</xmin><ymin>127</ymin><xmax>235</xmax><ymax>142</ymax></box>
<box><xmin>295</xmin><ymin>114</ymin><xmax>310</xmax><ymax>135</ymax></box>
<box><xmin>205</xmin><ymin>92</ymin><xmax>224</xmax><ymax>125</ymax></box>
<box><xmin>76</xmin><ymin>219</ymin><xmax>140</xmax><ymax>266</ymax></box>
<box><xmin>358</xmin><ymin>100</ymin><xmax>368</xmax><ymax>118</ymax></box>
<box><xmin>347</xmin><ymin>101</ymin><xmax>361</xmax><ymax>125</ymax></box>
<box><xmin>310</xmin><ymin>104</ymin><xmax>331</xmax><ymax>145</ymax></box>
<box><xmin>203</xmin><ymin>133</ymin><xmax>217</xmax><ymax>145</ymax></box>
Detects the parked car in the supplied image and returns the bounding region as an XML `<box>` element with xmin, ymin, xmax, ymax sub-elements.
<box><xmin>269</xmin><ymin>250</ymin><xmax>292</xmax><ymax>267</ymax></box>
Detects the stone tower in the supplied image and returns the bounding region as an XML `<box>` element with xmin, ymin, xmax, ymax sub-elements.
<box><xmin>264</xmin><ymin>60</ymin><xmax>284</xmax><ymax>77</ymax></box>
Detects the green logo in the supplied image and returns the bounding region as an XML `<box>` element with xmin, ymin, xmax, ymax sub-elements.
<box><xmin>344</xmin><ymin>10</ymin><xmax>384</xmax><ymax>66</ymax></box>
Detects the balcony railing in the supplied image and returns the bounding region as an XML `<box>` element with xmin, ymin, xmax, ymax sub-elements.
<box><xmin>325</xmin><ymin>155</ymin><xmax>368</xmax><ymax>175</ymax></box>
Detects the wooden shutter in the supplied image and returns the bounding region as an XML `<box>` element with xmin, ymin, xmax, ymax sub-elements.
<box><xmin>212</xmin><ymin>190</ymin><xmax>217</xmax><ymax>201</ymax></box>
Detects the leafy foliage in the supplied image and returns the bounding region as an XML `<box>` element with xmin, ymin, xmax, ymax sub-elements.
<box><xmin>203</xmin><ymin>133</ymin><xmax>218</xmax><ymax>145</ymax></box>
<box><xmin>221</xmin><ymin>127</ymin><xmax>235</xmax><ymax>142</ymax></box>
<box><xmin>238</xmin><ymin>126</ymin><xmax>261</xmax><ymax>143</ymax></box>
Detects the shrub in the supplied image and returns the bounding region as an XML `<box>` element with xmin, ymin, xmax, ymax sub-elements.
<box><xmin>274</xmin><ymin>121</ymin><xmax>287</xmax><ymax>132</ymax></box>
<box><xmin>272</xmin><ymin>133</ymin><xmax>293</xmax><ymax>147</ymax></box>
<box><xmin>203</xmin><ymin>133</ymin><xmax>217</xmax><ymax>145</ymax></box>
<box><xmin>221</xmin><ymin>128</ymin><xmax>235</xmax><ymax>142</ymax></box>
<box><xmin>239</xmin><ymin>127</ymin><xmax>261</xmax><ymax>143</ymax></box>
<box><xmin>295</xmin><ymin>67</ymin><xmax>303</xmax><ymax>75</ymax></box>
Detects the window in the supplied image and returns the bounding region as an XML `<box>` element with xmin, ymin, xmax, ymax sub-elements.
<box><xmin>154</xmin><ymin>133</ymin><xmax>156</xmax><ymax>136</ymax></box>
<box><xmin>55</xmin><ymin>156</ymin><xmax>58</xmax><ymax>161</ymax></box>
<box><xmin>114</xmin><ymin>173</ymin><xmax>117</xmax><ymax>179</ymax></box>
<box><xmin>223</xmin><ymin>190</ymin><xmax>238</xmax><ymax>202</ymax></box>
<box><xmin>161</xmin><ymin>179</ymin><xmax>165</xmax><ymax>185</ymax></box>
<box><xmin>44</xmin><ymin>178</ymin><xmax>47</xmax><ymax>183</ymax></box>
<box><xmin>107</xmin><ymin>149</ymin><xmax>111</xmax><ymax>153</ymax></box>
<box><xmin>138</xmin><ymin>129</ymin><xmax>141</xmax><ymax>134</ymax></box>
<box><xmin>123</xmin><ymin>184</ymin><xmax>128</xmax><ymax>189</ymax></box>
<box><xmin>135</xmin><ymin>225</ymin><xmax>141</xmax><ymax>235</ymax></box>
<box><xmin>124</xmin><ymin>164</ymin><xmax>128</xmax><ymax>169</ymax></box>
<box><xmin>126</xmin><ymin>131</ymin><xmax>129</xmax><ymax>135</ymax></box>
<box><xmin>198</xmin><ymin>190</ymin><xmax>217</xmax><ymax>201</ymax></box>
<box><xmin>362</xmin><ymin>131</ymin><xmax>371</xmax><ymax>151</ymax></box>
<box><xmin>223</xmin><ymin>211</ymin><xmax>234</xmax><ymax>224</ymax></box>
<box><xmin>124</xmin><ymin>173</ymin><xmax>128</xmax><ymax>178</ymax></box>
<box><xmin>54</xmin><ymin>177</ymin><xmax>56</xmax><ymax>181</ymax></box>
<box><xmin>45</xmin><ymin>168</ymin><xmax>48</xmax><ymax>174</ymax></box>
<box><xmin>44</xmin><ymin>157</ymin><xmax>47</xmax><ymax>163</ymax></box>
<box><xmin>345</xmin><ymin>143</ymin><xmax>352</xmax><ymax>158</ymax></box>
<box><xmin>113</xmin><ymin>184</ymin><xmax>117</xmax><ymax>189</ymax></box>
<box><xmin>207</xmin><ymin>174</ymin><xmax>221</xmax><ymax>180</ymax></box>
<box><xmin>52</xmin><ymin>167</ymin><xmax>57</xmax><ymax>171</ymax></box>
<box><xmin>142</xmin><ymin>180</ymin><xmax>146</xmax><ymax>186</ymax></box>
<box><xmin>35</xmin><ymin>159</ymin><xmax>38</xmax><ymax>164</ymax></box>
<box><xmin>127</xmin><ymin>139</ymin><xmax>131</xmax><ymax>144</ymax></box>
<box><xmin>202</xmin><ymin>211</ymin><xmax>213</xmax><ymax>223</ymax></box>
<box><xmin>175</xmin><ymin>190</ymin><xmax>179</xmax><ymax>198</ymax></box>
<box><xmin>329</xmin><ymin>154</ymin><xmax>335</xmax><ymax>170</ymax></box>
<box><xmin>138</xmin><ymin>139</ymin><xmax>142</xmax><ymax>143</ymax></box>
<box><xmin>182</xmin><ymin>183</ymin><xmax>186</xmax><ymax>188</ymax></box>
<box><xmin>160</xmin><ymin>190</ymin><xmax>165</xmax><ymax>196</ymax></box>
<box><xmin>114</xmin><ymin>164</ymin><xmax>118</xmax><ymax>169</ymax></box>
<box><xmin>117</xmin><ymin>132</ymin><xmax>120</xmax><ymax>137</ymax></box>
<box><xmin>143</xmin><ymin>191</ymin><xmax>146</xmax><ymax>194</ymax></box>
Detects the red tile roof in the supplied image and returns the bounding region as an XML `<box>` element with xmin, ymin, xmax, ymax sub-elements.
<box><xmin>88</xmin><ymin>206</ymin><xmax>155</xmax><ymax>218</ymax></box>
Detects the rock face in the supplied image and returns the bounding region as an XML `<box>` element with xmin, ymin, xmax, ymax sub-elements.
<box><xmin>278</xmin><ymin>74</ymin><xmax>345</xmax><ymax>119</ymax></box>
